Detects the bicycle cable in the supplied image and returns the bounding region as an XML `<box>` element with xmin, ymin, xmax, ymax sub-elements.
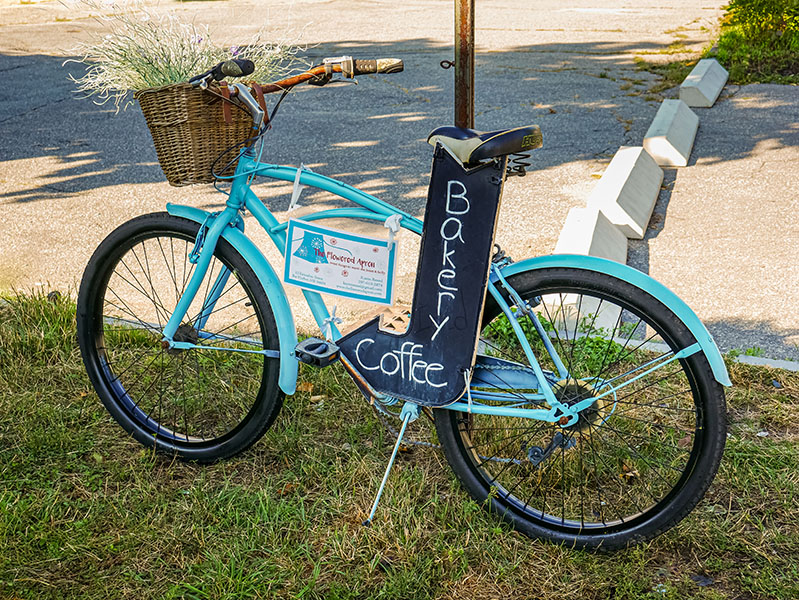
<box><xmin>210</xmin><ymin>135</ymin><xmax>260</xmax><ymax>181</ymax></box>
<box><xmin>210</xmin><ymin>86</ymin><xmax>293</xmax><ymax>183</ymax></box>
<box><xmin>207</xmin><ymin>77</ymin><xmax>442</xmax><ymax>452</ymax></box>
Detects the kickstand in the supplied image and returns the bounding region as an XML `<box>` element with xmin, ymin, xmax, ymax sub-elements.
<box><xmin>362</xmin><ymin>401</ymin><xmax>420</xmax><ymax>526</ymax></box>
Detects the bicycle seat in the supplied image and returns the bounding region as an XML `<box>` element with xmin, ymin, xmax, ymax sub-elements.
<box><xmin>427</xmin><ymin>125</ymin><xmax>542</xmax><ymax>165</ymax></box>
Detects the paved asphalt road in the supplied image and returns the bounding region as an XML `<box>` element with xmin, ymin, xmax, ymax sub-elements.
<box><xmin>1</xmin><ymin>0</ymin><xmax>797</xmax><ymax>359</ymax></box>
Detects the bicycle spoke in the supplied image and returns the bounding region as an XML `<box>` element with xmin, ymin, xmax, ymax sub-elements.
<box><xmin>84</xmin><ymin>224</ymin><xmax>275</xmax><ymax>450</ymax></box>
<box><xmin>443</xmin><ymin>271</ymin><xmax>723</xmax><ymax>541</ymax></box>
<box><xmin>202</xmin><ymin>313</ymin><xmax>262</xmax><ymax>344</ymax></box>
<box><xmin>191</xmin><ymin>294</ymin><xmax>250</xmax><ymax>334</ymax></box>
<box><xmin>100</xmin><ymin>342</ymin><xmax>157</xmax><ymax>386</ymax></box>
<box><xmin>127</xmin><ymin>246</ymin><xmax>169</xmax><ymax>328</ymax></box>
<box><xmin>609</xmin><ymin>388</ymin><xmax>695</xmax><ymax>414</ymax></box>
<box><xmin>590</xmin><ymin>307</ymin><xmax>628</xmax><ymax>392</ymax></box>
<box><xmin>111</xmin><ymin>264</ymin><xmax>170</xmax><ymax>321</ymax></box>
<box><xmin>608</xmin><ymin>412</ymin><xmax>696</xmax><ymax>438</ymax></box>
<box><xmin>585</xmin><ymin>419</ymin><xmax>639</xmax><ymax>521</ymax></box>
<box><xmin>155</xmin><ymin>236</ymin><xmax>181</xmax><ymax>307</ymax></box>
<box><xmin>103</xmin><ymin>297</ymin><xmax>161</xmax><ymax>335</ymax></box>
<box><xmin>188</xmin><ymin>276</ymin><xmax>243</xmax><ymax>325</ymax></box>
<box><xmin>142</xmin><ymin>241</ymin><xmax>174</xmax><ymax>329</ymax></box>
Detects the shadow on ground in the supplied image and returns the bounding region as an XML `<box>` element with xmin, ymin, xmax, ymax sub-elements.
<box><xmin>708</xmin><ymin>317</ymin><xmax>799</xmax><ymax>360</ymax></box>
<box><xmin>2</xmin><ymin>37</ymin><xmax>798</xmax><ymax>358</ymax></box>
<box><xmin>5</xmin><ymin>38</ymin><xmax>796</xmax><ymax>207</ymax></box>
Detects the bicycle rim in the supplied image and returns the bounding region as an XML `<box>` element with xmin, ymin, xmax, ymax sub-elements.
<box><xmin>436</xmin><ymin>268</ymin><xmax>725</xmax><ymax>546</ymax></box>
<box><xmin>79</xmin><ymin>216</ymin><xmax>279</xmax><ymax>457</ymax></box>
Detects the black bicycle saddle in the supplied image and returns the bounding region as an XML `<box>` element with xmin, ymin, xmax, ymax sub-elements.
<box><xmin>427</xmin><ymin>125</ymin><xmax>542</xmax><ymax>165</ymax></box>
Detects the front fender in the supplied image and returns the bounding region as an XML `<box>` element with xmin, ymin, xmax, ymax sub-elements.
<box><xmin>167</xmin><ymin>203</ymin><xmax>298</xmax><ymax>395</ymax></box>
<box><xmin>500</xmin><ymin>255</ymin><xmax>731</xmax><ymax>387</ymax></box>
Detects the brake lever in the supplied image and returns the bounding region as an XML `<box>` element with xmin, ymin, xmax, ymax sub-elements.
<box><xmin>326</xmin><ymin>78</ymin><xmax>359</xmax><ymax>86</ymax></box>
<box><xmin>191</xmin><ymin>73</ymin><xmax>213</xmax><ymax>90</ymax></box>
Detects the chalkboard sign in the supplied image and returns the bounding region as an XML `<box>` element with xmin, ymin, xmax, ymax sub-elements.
<box><xmin>337</xmin><ymin>145</ymin><xmax>506</xmax><ymax>407</ymax></box>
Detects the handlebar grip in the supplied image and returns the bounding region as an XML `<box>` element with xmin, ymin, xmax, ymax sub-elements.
<box><xmin>353</xmin><ymin>58</ymin><xmax>404</xmax><ymax>75</ymax></box>
<box><xmin>189</xmin><ymin>59</ymin><xmax>256</xmax><ymax>86</ymax></box>
<box><xmin>219</xmin><ymin>59</ymin><xmax>255</xmax><ymax>78</ymax></box>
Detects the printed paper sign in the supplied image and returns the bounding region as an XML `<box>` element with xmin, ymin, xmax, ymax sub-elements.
<box><xmin>283</xmin><ymin>219</ymin><xmax>398</xmax><ymax>305</ymax></box>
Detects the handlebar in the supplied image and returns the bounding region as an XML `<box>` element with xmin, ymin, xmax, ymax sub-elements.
<box><xmin>191</xmin><ymin>56</ymin><xmax>403</xmax><ymax>94</ymax></box>
<box><xmin>189</xmin><ymin>56</ymin><xmax>403</xmax><ymax>136</ymax></box>
<box><xmin>251</xmin><ymin>56</ymin><xmax>404</xmax><ymax>94</ymax></box>
<box><xmin>353</xmin><ymin>58</ymin><xmax>404</xmax><ymax>75</ymax></box>
<box><xmin>255</xmin><ymin>64</ymin><xmax>342</xmax><ymax>94</ymax></box>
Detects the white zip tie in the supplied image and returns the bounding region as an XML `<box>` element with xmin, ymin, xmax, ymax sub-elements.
<box><xmin>383</xmin><ymin>214</ymin><xmax>402</xmax><ymax>250</ymax></box>
<box><xmin>464</xmin><ymin>369</ymin><xmax>473</xmax><ymax>413</ymax></box>
<box><xmin>321</xmin><ymin>305</ymin><xmax>342</xmax><ymax>341</ymax></box>
<box><xmin>289</xmin><ymin>163</ymin><xmax>312</xmax><ymax>212</ymax></box>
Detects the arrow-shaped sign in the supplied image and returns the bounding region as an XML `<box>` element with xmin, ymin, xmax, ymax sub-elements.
<box><xmin>337</xmin><ymin>146</ymin><xmax>506</xmax><ymax>407</ymax></box>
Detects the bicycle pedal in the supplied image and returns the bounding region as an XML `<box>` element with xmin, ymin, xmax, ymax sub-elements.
<box><xmin>295</xmin><ymin>338</ymin><xmax>340</xmax><ymax>368</ymax></box>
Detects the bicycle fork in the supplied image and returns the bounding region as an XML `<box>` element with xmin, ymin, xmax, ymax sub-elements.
<box><xmin>161</xmin><ymin>206</ymin><xmax>243</xmax><ymax>349</ymax></box>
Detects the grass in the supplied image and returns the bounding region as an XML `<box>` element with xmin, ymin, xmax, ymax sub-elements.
<box><xmin>1</xmin><ymin>292</ymin><xmax>798</xmax><ymax>599</ymax></box>
<box><xmin>633</xmin><ymin>56</ymin><xmax>700</xmax><ymax>96</ymax></box>
<box><xmin>634</xmin><ymin>5</ymin><xmax>798</xmax><ymax>93</ymax></box>
<box><xmin>714</xmin><ymin>24</ymin><xmax>799</xmax><ymax>84</ymax></box>
<box><xmin>713</xmin><ymin>0</ymin><xmax>799</xmax><ymax>84</ymax></box>
<box><xmin>744</xmin><ymin>346</ymin><xmax>766</xmax><ymax>358</ymax></box>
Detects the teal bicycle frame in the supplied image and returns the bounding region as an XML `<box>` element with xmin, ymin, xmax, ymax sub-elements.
<box><xmin>159</xmin><ymin>147</ymin><xmax>731</xmax><ymax>426</ymax></box>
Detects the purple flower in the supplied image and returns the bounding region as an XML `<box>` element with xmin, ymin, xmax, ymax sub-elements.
<box><xmin>230</xmin><ymin>45</ymin><xmax>240</xmax><ymax>57</ymax></box>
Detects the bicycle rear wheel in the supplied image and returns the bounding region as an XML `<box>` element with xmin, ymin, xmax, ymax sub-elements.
<box><xmin>77</xmin><ymin>212</ymin><xmax>283</xmax><ymax>462</ymax></box>
<box><xmin>435</xmin><ymin>267</ymin><xmax>726</xmax><ymax>550</ymax></box>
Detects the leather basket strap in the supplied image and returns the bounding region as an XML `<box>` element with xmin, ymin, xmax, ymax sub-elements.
<box><xmin>251</xmin><ymin>83</ymin><xmax>270</xmax><ymax>126</ymax></box>
<box><xmin>218</xmin><ymin>81</ymin><xmax>233</xmax><ymax>125</ymax></box>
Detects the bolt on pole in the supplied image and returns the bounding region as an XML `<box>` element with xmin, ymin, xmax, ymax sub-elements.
<box><xmin>454</xmin><ymin>0</ymin><xmax>475</xmax><ymax>129</ymax></box>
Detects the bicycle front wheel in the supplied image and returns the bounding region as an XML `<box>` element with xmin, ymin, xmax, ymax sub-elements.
<box><xmin>435</xmin><ymin>267</ymin><xmax>726</xmax><ymax>550</ymax></box>
<box><xmin>77</xmin><ymin>212</ymin><xmax>283</xmax><ymax>462</ymax></box>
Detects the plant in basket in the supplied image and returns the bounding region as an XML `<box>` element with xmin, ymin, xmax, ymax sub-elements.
<box><xmin>64</xmin><ymin>0</ymin><xmax>305</xmax><ymax>185</ymax></box>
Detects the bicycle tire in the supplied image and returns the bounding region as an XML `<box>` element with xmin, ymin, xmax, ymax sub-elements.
<box><xmin>435</xmin><ymin>267</ymin><xmax>727</xmax><ymax>550</ymax></box>
<box><xmin>77</xmin><ymin>212</ymin><xmax>283</xmax><ymax>462</ymax></box>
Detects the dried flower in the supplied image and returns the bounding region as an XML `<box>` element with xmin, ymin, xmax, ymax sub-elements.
<box><xmin>64</xmin><ymin>0</ymin><xmax>306</xmax><ymax>111</ymax></box>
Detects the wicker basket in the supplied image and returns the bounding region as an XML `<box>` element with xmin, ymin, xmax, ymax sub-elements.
<box><xmin>135</xmin><ymin>83</ymin><xmax>253</xmax><ymax>187</ymax></box>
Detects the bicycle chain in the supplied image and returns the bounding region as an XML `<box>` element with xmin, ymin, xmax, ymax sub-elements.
<box><xmin>371</xmin><ymin>363</ymin><xmax>545</xmax><ymax>451</ymax></box>
<box><xmin>474</xmin><ymin>363</ymin><xmax>532</xmax><ymax>372</ymax></box>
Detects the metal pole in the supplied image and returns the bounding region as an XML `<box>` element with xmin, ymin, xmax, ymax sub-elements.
<box><xmin>454</xmin><ymin>0</ymin><xmax>475</xmax><ymax>129</ymax></box>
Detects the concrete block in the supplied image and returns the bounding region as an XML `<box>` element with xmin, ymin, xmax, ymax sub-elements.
<box><xmin>554</xmin><ymin>207</ymin><xmax>628</xmax><ymax>263</ymax></box>
<box><xmin>643</xmin><ymin>99</ymin><xmax>699</xmax><ymax>167</ymax></box>
<box><xmin>587</xmin><ymin>146</ymin><xmax>664</xmax><ymax>239</ymax></box>
<box><xmin>536</xmin><ymin>293</ymin><xmax>622</xmax><ymax>337</ymax></box>
<box><xmin>549</xmin><ymin>208</ymin><xmax>628</xmax><ymax>336</ymax></box>
<box><xmin>680</xmin><ymin>59</ymin><xmax>729</xmax><ymax>108</ymax></box>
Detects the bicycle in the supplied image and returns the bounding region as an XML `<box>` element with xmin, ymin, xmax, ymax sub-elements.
<box><xmin>76</xmin><ymin>56</ymin><xmax>730</xmax><ymax>550</ymax></box>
